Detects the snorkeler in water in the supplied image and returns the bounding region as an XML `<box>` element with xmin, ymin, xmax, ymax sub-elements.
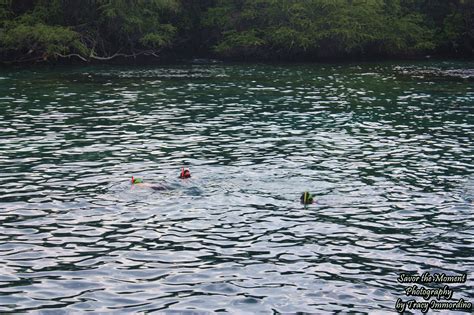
<box><xmin>131</xmin><ymin>176</ymin><xmax>168</xmax><ymax>191</ymax></box>
<box><xmin>131</xmin><ymin>168</ymin><xmax>191</xmax><ymax>191</ymax></box>
<box><xmin>300</xmin><ymin>191</ymin><xmax>314</xmax><ymax>205</ymax></box>
<box><xmin>179</xmin><ymin>168</ymin><xmax>191</xmax><ymax>179</ymax></box>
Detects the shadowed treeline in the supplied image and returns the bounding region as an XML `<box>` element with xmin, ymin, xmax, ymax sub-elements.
<box><xmin>0</xmin><ymin>0</ymin><xmax>472</xmax><ymax>63</ymax></box>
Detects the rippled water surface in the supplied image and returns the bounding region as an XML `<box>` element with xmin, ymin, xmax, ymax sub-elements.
<box><xmin>1</xmin><ymin>61</ymin><xmax>473</xmax><ymax>313</ymax></box>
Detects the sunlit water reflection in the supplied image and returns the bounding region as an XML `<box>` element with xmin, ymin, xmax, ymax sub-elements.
<box><xmin>0</xmin><ymin>61</ymin><xmax>473</xmax><ymax>313</ymax></box>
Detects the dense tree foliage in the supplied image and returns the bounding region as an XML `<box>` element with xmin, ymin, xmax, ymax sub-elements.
<box><xmin>203</xmin><ymin>0</ymin><xmax>473</xmax><ymax>59</ymax></box>
<box><xmin>0</xmin><ymin>0</ymin><xmax>178</xmax><ymax>62</ymax></box>
<box><xmin>0</xmin><ymin>0</ymin><xmax>472</xmax><ymax>63</ymax></box>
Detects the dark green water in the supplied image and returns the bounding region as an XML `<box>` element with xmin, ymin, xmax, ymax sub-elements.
<box><xmin>0</xmin><ymin>61</ymin><xmax>473</xmax><ymax>313</ymax></box>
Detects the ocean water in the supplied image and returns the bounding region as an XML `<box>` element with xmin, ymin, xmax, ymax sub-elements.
<box><xmin>0</xmin><ymin>61</ymin><xmax>473</xmax><ymax>313</ymax></box>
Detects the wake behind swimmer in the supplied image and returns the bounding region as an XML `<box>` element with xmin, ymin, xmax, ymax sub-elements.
<box><xmin>131</xmin><ymin>167</ymin><xmax>191</xmax><ymax>191</ymax></box>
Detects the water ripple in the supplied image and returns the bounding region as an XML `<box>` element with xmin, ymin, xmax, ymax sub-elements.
<box><xmin>0</xmin><ymin>62</ymin><xmax>473</xmax><ymax>313</ymax></box>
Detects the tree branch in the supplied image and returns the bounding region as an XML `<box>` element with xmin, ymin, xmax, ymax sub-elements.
<box><xmin>89</xmin><ymin>49</ymin><xmax>161</xmax><ymax>60</ymax></box>
<box><xmin>7</xmin><ymin>49</ymin><xmax>162</xmax><ymax>64</ymax></box>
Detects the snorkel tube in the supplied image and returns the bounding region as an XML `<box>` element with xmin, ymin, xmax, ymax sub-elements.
<box><xmin>301</xmin><ymin>191</ymin><xmax>314</xmax><ymax>205</ymax></box>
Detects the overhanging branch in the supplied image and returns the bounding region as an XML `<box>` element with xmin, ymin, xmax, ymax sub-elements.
<box><xmin>54</xmin><ymin>49</ymin><xmax>162</xmax><ymax>62</ymax></box>
<box><xmin>89</xmin><ymin>50</ymin><xmax>161</xmax><ymax>60</ymax></box>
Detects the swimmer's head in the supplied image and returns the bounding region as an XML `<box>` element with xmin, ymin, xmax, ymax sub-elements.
<box><xmin>131</xmin><ymin>176</ymin><xmax>143</xmax><ymax>184</ymax></box>
<box><xmin>300</xmin><ymin>191</ymin><xmax>314</xmax><ymax>205</ymax></box>
<box><xmin>179</xmin><ymin>168</ymin><xmax>191</xmax><ymax>179</ymax></box>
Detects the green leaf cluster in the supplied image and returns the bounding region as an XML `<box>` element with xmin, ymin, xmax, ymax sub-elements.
<box><xmin>0</xmin><ymin>0</ymin><xmax>471</xmax><ymax>63</ymax></box>
<box><xmin>0</xmin><ymin>0</ymin><xmax>178</xmax><ymax>62</ymax></box>
<box><xmin>203</xmin><ymin>0</ymin><xmax>441</xmax><ymax>58</ymax></box>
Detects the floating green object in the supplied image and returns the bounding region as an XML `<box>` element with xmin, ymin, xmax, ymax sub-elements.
<box><xmin>131</xmin><ymin>176</ymin><xmax>143</xmax><ymax>184</ymax></box>
<box><xmin>301</xmin><ymin>191</ymin><xmax>314</xmax><ymax>205</ymax></box>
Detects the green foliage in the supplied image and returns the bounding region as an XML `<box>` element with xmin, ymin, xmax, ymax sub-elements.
<box><xmin>0</xmin><ymin>0</ymin><xmax>179</xmax><ymax>62</ymax></box>
<box><xmin>203</xmin><ymin>0</ymin><xmax>438</xmax><ymax>58</ymax></box>
<box><xmin>0</xmin><ymin>0</ymin><xmax>471</xmax><ymax>63</ymax></box>
<box><xmin>140</xmin><ymin>24</ymin><xmax>176</xmax><ymax>49</ymax></box>
<box><xmin>96</xmin><ymin>0</ymin><xmax>178</xmax><ymax>50</ymax></box>
<box><xmin>0</xmin><ymin>2</ymin><xmax>87</xmax><ymax>60</ymax></box>
<box><xmin>438</xmin><ymin>1</ymin><xmax>474</xmax><ymax>54</ymax></box>
<box><xmin>215</xmin><ymin>30</ymin><xmax>266</xmax><ymax>57</ymax></box>
<box><xmin>0</xmin><ymin>22</ymin><xmax>87</xmax><ymax>57</ymax></box>
<box><xmin>443</xmin><ymin>11</ymin><xmax>464</xmax><ymax>46</ymax></box>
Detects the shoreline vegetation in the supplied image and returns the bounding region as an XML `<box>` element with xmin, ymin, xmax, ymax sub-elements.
<box><xmin>0</xmin><ymin>0</ymin><xmax>472</xmax><ymax>65</ymax></box>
